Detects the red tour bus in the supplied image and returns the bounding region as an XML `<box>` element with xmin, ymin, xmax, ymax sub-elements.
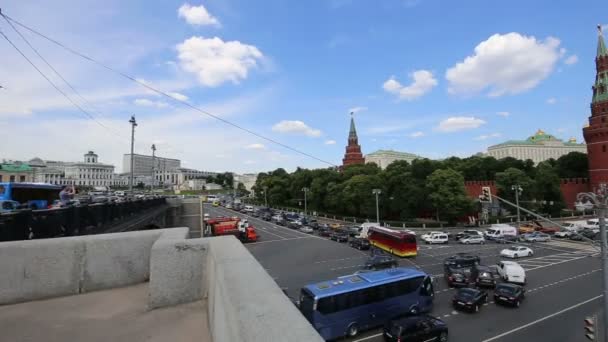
<box><xmin>367</xmin><ymin>226</ymin><xmax>417</xmax><ymax>257</ymax></box>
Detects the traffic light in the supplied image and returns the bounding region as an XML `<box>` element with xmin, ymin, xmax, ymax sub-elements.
<box><xmin>585</xmin><ymin>317</ymin><xmax>596</xmax><ymax>341</ymax></box>
<box><xmin>479</xmin><ymin>186</ymin><xmax>492</xmax><ymax>203</ymax></box>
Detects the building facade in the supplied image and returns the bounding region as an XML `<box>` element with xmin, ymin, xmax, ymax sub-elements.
<box><xmin>28</xmin><ymin>152</ymin><xmax>122</xmax><ymax>187</ymax></box>
<box><xmin>583</xmin><ymin>26</ymin><xmax>608</xmax><ymax>189</ymax></box>
<box><xmin>487</xmin><ymin>129</ymin><xmax>586</xmax><ymax>164</ymax></box>
<box><xmin>0</xmin><ymin>163</ymin><xmax>34</xmax><ymax>183</ymax></box>
<box><xmin>342</xmin><ymin>115</ymin><xmax>365</xmax><ymax>167</ymax></box>
<box><xmin>123</xmin><ymin>153</ymin><xmax>181</xmax><ymax>176</ymax></box>
<box><xmin>365</xmin><ymin>150</ymin><xmax>421</xmax><ymax>169</ymax></box>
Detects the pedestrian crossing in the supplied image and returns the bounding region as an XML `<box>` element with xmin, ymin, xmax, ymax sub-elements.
<box><xmin>543</xmin><ymin>240</ymin><xmax>599</xmax><ymax>253</ymax></box>
<box><xmin>516</xmin><ymin>250</ymin><xmax>595</xmax><ymax>271</ymax></box>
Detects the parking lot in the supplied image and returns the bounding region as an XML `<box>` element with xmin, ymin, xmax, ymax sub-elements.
<box><xmin>204</xmin><ymin>204</ymin><xmax>602</xmax><ymax>342</ymax></box>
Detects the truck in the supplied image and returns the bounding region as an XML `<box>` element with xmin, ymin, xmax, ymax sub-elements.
<box><xmin>484</xmin><ymin>224</ymin><xmax>517</xmax><ymax>243</ymax></box>
<box><xmin>205</xmin><ymin>217</ymin><xmax>258</xmax><ymax>243</ymax></box>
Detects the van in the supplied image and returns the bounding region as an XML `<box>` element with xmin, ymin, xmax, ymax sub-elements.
<box><xmin>244</xmin><ymin>205</ymin><xmax>254</xmax><ymax>213</ymax></box>
<box><xmin>562</xmin><ymin>221</ymin><xmax>583</xmax><ymax>232</ymax></box>
<box><xmin>485</xmin><ymin>224</ymin><xmax>517</xmax><ymax>243</ymax></box>
<box><xmin>426</xmin><ymin>233</ymin><xmax>448</xmax><ymax>244</ymax></box>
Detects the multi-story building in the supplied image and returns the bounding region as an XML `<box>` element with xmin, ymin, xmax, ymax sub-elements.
<box><xmin>156</xmin><ymin>168</ymin><xmax>216</xmax><ymax>187</ymax></box>
<box><xmin>365</xmin><ymin>150</ymin><xmax>421</xmax><ymax>169</ymax></box>
<box><xmin>28</xmin><ymin>152</ymin><xmax>120</xmax><ymax>187</ymax></box>
<box><xmin>0</xmin><ymin>163</ymin><xmax>34</xmax><ymax>183</ymax></box>
<box><xmin>487</xmin><ymin>129</ymin><xmax>586</xmax><ymax>164</ymax></box>
<box><xmin>123</xmin><ymin>154</ymin><xmax>181</xmax><ymax>176</ymax></box>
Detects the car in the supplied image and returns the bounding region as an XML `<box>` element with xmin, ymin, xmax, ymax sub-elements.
<box><xmin>421</xmin><ymin>231</ymin><xmax>444</xmax><ymax>241</ymax></box>
<box><xmin>382</xmin><ymin>314</ymin><xmax>448</xmax><ymax>342</ymax></box>
<box><xmin>444</xmin><ymin>253</ymin><xmax>480</xmax><ymax>271</ymax></box>
<box><xmin>345</xmin><ymin>226</ymin><xmax>362</xmax><ymax>237</ymax></box>
<box><xmin>554</xmin><ymin>230</ymin><xmax>573</xmax><ymax>238</ymax></box>
<box><xmin>287</xmin><ymin>221</ymin><xmax>300</xmax><ymax>229</ymax></box>
<box><xmin>496</xmin><ymin>261</ymin><xmax>526</xmax><ymax>284</ymax></box>
<box><xmin>349</xmin><ymin>237</ymin><xmax>371</xmax><ymax>250</ymax></box>
<box><xmin>261</xmin><ymin>213</ymin><xmax>272</xmax><ymax>221</ymax></box>
<box><xmin>445</xmin><ymin>265</ymin><xmax>474</xmax><ymax>287</ymax></box>
<box><xmin>474</xmin><ymin>265</ymin><xmax>498</xmax><ymax>288</ymax></box>
<box><xmin>363</xmin><ymin>255</ymin><xmax>398</xmax><ymax>270</ymax></box>
<box><xmin>425</xmin><ymin>233</ymin><xmax>449</xmax><ymax>244</ymax></box>
<box><xmin>330</xmin><ymin>231</ymin><xmax>349</xmax><ymax>242</ymax></box>
<box><xmin>521</xmin><ymin>232</ymin><xmax>551</xmax><ymax>242</ymax></box>
<box><xmin>455</xmin><ymin>229</ymin><xmax>483</xmax><ymax>240</ymax></box>
<box><xmin>569</xmin><ymin>233</ymin><xmax>584</xmax><ymax>241</ymax></box>
<box><xmin>452</xmin><ymin>288</ymin><xmax>488</xmax><ymax>313</ymax></box>
<box><xmin>329</xmin><ymin>223</ymin><xmax>342</xmax><ymax>229</ymax></box>
<box><xmin>225</xmin><ymin>204</ymin><xmax>233</xmax><ymax>209</ymax></box>
<box><xmin>308</xmin><ymin>219</ymin><xmax>320</xmax><ymax>230</ymax></box>
<box><xmin>299</xmin><ymin>226</ymin><xmax>314</xmax><ymax>234</ymax></box>
<box><xmin>500</xmin><ymin>246</ymin><xmax>533</xmax><ymax>258</ymax></box>
<box><xmin>459</xmin><ymin>235</ymin><xmax>485</xmax><ymax>244</ymax></box>
<box><xmin>203</xmin><ymin>213</ymin><xmax>210</xmax><ymax>219</ymax></box>
<box><xmin>494</xmin><ymin>283</ymin><xmax>526</xmax><ymax>307</ymax></box>
<box><xmin>318</xmin><ymin>226</ymin><xmax>331</xmax><ymax>237</ymax></box>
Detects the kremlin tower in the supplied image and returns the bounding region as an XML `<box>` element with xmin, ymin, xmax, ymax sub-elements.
<box><xmin>342</xmin><ymin>113</ymin><xmax>365</xmax><ymax>167</ymax></box>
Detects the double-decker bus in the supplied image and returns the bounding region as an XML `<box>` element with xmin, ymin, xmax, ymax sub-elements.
<box><xmin>299</xmin><ymin>267</ymin><xmax>434</xmax><ymax>340</ymax></box>
<box><xmin>367</xmin><ymin>226</ymin><xmax>417</xmax><ymax>257</ymax></box>
<box><xmin>0</xmin><ymin>182</ymin><xmax>62</xmax><ymax>210</ymax></box>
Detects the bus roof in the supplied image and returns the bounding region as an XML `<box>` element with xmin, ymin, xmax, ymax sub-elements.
<box><xmin>304</xmin><ymin>267</ymin><xmax>427</xmax><ymax>298</ymax></box>
<box><xmin>369</xmin><ymin>226</ymin><xmax>415</xmax><ymax>239</ymax></box>
<box><xmin>0</xmin><ymin>182</ymin><xmax>62</xmax><ymax>190</ymax></box>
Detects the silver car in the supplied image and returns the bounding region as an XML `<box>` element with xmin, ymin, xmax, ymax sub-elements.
<box><xmin>523</xmin><ymin>233</ymin><xmax>551</xmax><ymax>242</ymax></box>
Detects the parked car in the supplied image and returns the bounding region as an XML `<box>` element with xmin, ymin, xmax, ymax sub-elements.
<box><xmin>474</xmin><ymin>265</ymin><xmax>498</xmax><ymax>288</ymax></box>
<box><xmin>299</xmin><ymin>226</ymin><xmax>314</xmax><ymax>234</ymax></box>
<box><xmin>455</xmin><ymin>230</ymin><xmax>483</xmax><ymax>240</ymax></box>
<box><xmin>363</xmin><ymin>255</ymin><xmax>398</xmax><ymax>270</ymax></box>
<box><xmin>445</xmin><ymin>265</ymin><xmax>474</xmax><ymax>287</ymax></box>
<box><xmin>494</xmin><ymin>283</ymin><xmax>526</xmax><ymax>307</ymax></box>
<box><xmin>500</xmin><ymin>246</ymin><xmax>534</xmax><ymax>259</ymax></box>
<box><xmin>382</xmin><ymin>315</ymin><xmax>448</xmax><ymax>342</ymax></box>
<box><xmin>349</xmin><ymin>237</ymin><xmax>371</xmax><ymax>250</ymax></box>
<box><xmin>496</xmin><ymin>261</ymin><xmax>526</xmax><ymax>284</ymax></box>
<box><xmin>452</xmin><ymin>288</ymin><xmax>488</xmax><ymax>313</ymax></box>
<box><xmin>330</xmin><ymin>231</ymin><xmax>349</xmax><ymax>242</ymax></box>
<box><xmin>521</xmin><ymin>232</ymin><xmax>551</xmax><ymax>243</ymax></box>
<box><xmin>459</xmin><ymin>235</ymin><xmax>485</xmax><ymax>244</ymax></box>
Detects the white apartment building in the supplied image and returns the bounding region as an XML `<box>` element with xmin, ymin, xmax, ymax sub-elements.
<box><xmin>487</xmin><ymin>129</ymin><xmax>587</xmax><ymax>164</ymax></box>
<box><xmin>30</xmin><ymin>151</ymin><xmax>120</xmax><ymax>187</ymax></box>
<box><xmin>365</xmin><ymin>150</ymin><xmax>421</xmax><ymax>169</ymax></box>
<box><xmin>123</xmin><ymin>153</ymin><xmax>181</xmax><ymax>176</ymax></box>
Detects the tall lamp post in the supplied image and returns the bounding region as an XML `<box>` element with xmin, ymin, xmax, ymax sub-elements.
<box><xmin>151</xmin><ymin>144</ymin><xmax>156</xmax><ymax>192</ymax></box>
<box><xmin>576</xmin><ymin>184</ymin><xmax>608</xmax><ymax>341</ymax></box>
<box><xmin>512</xmin><ymin>185</ymin><xmax>523</xmax><ymax>226</ymax></box>
<box><xmin>128</xmin><ymin>116</ymin><xmax>137</xmax><ymax>194</ymax></box>
<box><xmin>302</xmin><ymin>187</ymin><xmax>309</xmax><ymax>216</ymax></box>
<box><xmin>372</xmin><ymin>189</ymin><xmax>382</xmax><ymax>224</ymax></box>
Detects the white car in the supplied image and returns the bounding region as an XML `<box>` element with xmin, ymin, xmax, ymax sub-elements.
<box><xmin>299</xmin><ymin>226</ymin><xmax>314</xmax><ymax>234</ymax></box>
<box><xmin>500</xmin><ymin>246</ymin><xmax>533</xmax><ymax>258</ymax></box>
<box><xmin>554</xmin><ymin>230</ymin><xmax>573</xmax><ymax>238</ymax></box>
<box><xmin>460</xmin><ymin>235</ymin><xmax>485</xmax><ymax>244</ymax></box>
<box><xmin>421</xmin><ymin>231</ymin><xmax>444</xmax><ymax>241</ymax></box>
<box><xmin>425</xmin><ymin>233</ymin><xmax>449</xmax><ymax>244</ymax></box>
<box><xmin>496</xmin><ymin>260</ymin><xmax>526</xmax><ymax>284</ymax></box>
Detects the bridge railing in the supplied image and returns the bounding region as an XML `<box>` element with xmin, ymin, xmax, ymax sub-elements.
<box><xmin>0</xmin><ymin>198</ymin><xmax>167</xmax><ymax>242</ymax></box>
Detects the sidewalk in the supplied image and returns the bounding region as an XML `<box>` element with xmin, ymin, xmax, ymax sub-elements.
<box><xmin>0</xmin><ymin>283</ymin><xmax>210</xmax><ymax>342</ymax></box>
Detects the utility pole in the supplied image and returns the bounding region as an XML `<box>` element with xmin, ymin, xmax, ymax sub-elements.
<box><xmin>263</xmin><ymin>186</ymin><xmax>268</xmax><ymax>208</ymax></box>
<box><xmin>372</xmin><ymin>189</ymin><xmax>382</xmax><ymax>224</ymax></box>
<box><xmin>302</xmin><ymin>187</ymin><xmax>309</xmax><ymax>216</ymax></box>
<box><xmin>128</xmin><ymin>116</ymin><xmax>137</xmax><ymax>194</ymax></box>
<box><xmin>151</xmin><ymin>144</ymin><xmax>156</xmax><ymax>193</ymax></box>
<box><xmin>512</xmin><ymin>184</ymin><xmax>523</xmax><ymax>226</ymax></box>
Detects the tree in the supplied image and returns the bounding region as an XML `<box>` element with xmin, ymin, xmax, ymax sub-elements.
<box><xmin>556</xmin><ymin>152</ymin><xmax>588</xmax><ymax>178</ymax></box>
<box><xmin>533</xmin><ymin>162</ymin><xmax>565</xmax><ymax>216</ymax></box>
<box><xmin>340</xmin><ymin>174</ymin><xmax>382</xmax><ymax>217</ymax></box>
<box><xmin>495</xmin><ymin>167</ymin><xmax>534</xmax><ymax>204</ymax></box>
<box><xmin>426</xmin><ymin>169</ymin><xmax>473</xmax><ymax>224</ymax></box>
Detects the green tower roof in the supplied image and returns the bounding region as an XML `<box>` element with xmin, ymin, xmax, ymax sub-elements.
<box><xmin>349</xmin><ymin>114</ymin><xmax>357</xmax><ymax>138</ymax></box>
<box><xmin>598</xmin><ymin>25</ymin><xmax>607</xmax><ymax>57</ymax></box>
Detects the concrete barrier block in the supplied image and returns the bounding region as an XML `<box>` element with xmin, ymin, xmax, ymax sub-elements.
<box><xmin>0</xmin><ymin>238</ymin><xmax>84</xmax><ymax>305</ymax></box>
<box><xmin>149</xmin><ymin>237</ymin><xmax>208</xmax><ymax>309</ymax></box>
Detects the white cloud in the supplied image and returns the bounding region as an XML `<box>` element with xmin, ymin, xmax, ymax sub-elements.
<box><xmin>383</xmin><ymin>70</ymin><xmax>437</xmax><ymax>100</ymax></box>
<box><xmin>272</xmin><ymin>120</ymin><xmax>322</xmax><ymax>137</ymax></box>
<box><xmin>243</xmin><ymin>160</ymin><xmax>256</xmax><ymax>165</ymax></box>
<box><xmin>178</xmin><ymin>3</ymin><xmax>220</xmax><ymax>27</ymax></box>
<box><xmin>546</xmin><ymin>97</ymin><xmax>557</xmax><ymax>105</ymax></box>
<box><xmin>133</xmin><ymin>98</ymin><xmax>169</xmax><ymax>108</ymax></box>
<box><xmin>168</xmin><ymin>92</ymin><xmax>189</xmax><ymax>101</ymax></box>
<box><xmin>245</xmin><ymin>143</ymin><xmax>265</xmax><ymax>150</ymax></box>
<box><xmin>176</xmin><ymin>36</ymin><xmax>264</xmax><ymax>87</ymax></box>
<box><xmin>409</xmin><ymin>131</ymin><xmax>425</xmax><ymax>138</ymax></box>
<box><xmin>445</xmin><ymin>33</ymin><xmax>562</xmax><ymax>96</ymax></box>
<box><xmin>325</xmin><ymin>139</ymin><xmax>336</xmax><ymax>145</ymax></box>
<box><xmin>497</xmin><ymin>111</ymin><xmax>510</xmax><ymax>117</ymax></box>
<box><xmin>349</xmin><ymin>106</ymin><xmax>367</xmax><ymax>114</ymax></box>
<box><xmin>437</xmin><ymin>116</ymin><xmax>486</xmax><ymax>132</ymax></box>
<box><xmin>564</xmin><ymin>55</ymin><xmax>578</xmax><ymax>65</ymax></box>
<box><xmin>556</xmin><ymin>128</ymin><xmax>566</xmax><ymax>133</ymax></box>
<box><xmin>473</xmin><ymin>132</ymin><xmax>502</xmax><ymax>140</ymax></box>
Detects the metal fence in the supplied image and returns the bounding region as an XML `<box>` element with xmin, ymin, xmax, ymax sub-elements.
<box><xmin>0</xmin><ymin>198</ymin><xmax>167</xmax><ymax>242</ymax></box>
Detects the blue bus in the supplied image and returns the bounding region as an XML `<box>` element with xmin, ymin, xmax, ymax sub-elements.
<box><xmin>299</xmin><ymin>267</ymin><xmax>434</xmax><ymax>340</ymax></box>
<box><xmin>0</xmin><ymin>182</ymin><xmax>62</xmax><ymax>210</ymax></box>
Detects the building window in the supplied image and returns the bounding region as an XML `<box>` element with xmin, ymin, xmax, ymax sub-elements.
<box><xmin>9</xmin><ymin>175</ymin><xmax>15</xmax><ymax>182</ymax></box>
<box><xmin>603</xmin><ymin>117</ymin><xmax>606</xmax><ymax>123</ymax></box>
<box><xmin>19</xmin><ymin>175</ymin><xmax>25</xmax><ymax>182</ymax></box>
<box><xmin>603</xmin><ymin>145</ymin><xmax>606</xmax><ymax>153</ymax></box>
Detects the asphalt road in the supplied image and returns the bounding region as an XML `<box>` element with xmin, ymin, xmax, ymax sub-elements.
<box><xmin>204</xmin><ymin>204</ymin><xmax>602</xmax><ymax>342</ymax></box>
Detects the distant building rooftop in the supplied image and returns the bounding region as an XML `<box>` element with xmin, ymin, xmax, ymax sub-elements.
<box><xmin>0</xmin><ymin>164</ymin><xmax>33</xmax><ymax>172</ymax></box>
<box><xmin>489</xmin><ymin>129</ymin><xmax>585</xmax><ymax>148</ymax></box>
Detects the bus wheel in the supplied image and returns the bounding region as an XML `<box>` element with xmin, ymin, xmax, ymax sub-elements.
<box><xmin>347</xmin><ymin>323</ymin><xmax>359</xmax><ymax>337</ymax></box>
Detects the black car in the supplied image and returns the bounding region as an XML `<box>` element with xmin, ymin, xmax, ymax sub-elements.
<box><xmin>345</xmin><ymin>226</ymin><xmax>362</xmax><ymax>237</ymax></box>
<box><xmin>443</xmin><ymin>253</ymin><xmax>480</xmax><ymax>272</ymax></box>
<box><xmin>364</xmin><ymin>255</ymin><xmax>398</xmax><ymax>270</ymax></box>
<box><xmin>318</xmin><ymin>226</ymin><xmax>332</xmax><ymax>237</ymax></box>
<box><xmin>474</xmin><ymin>265</ymin><xmax>497</xmax><ymax>288</ymax></box>
<box><xmin>452</xmin><ymin>288</ymin><xmax>488</xmax><ymax>312</ymax></box>
<box><xmin>308</xmin><ymin>219</ymin><xmax>320</xmax><ymax>230</ymax></box>
<box><xmin>261</xmin><ymin>213</ymin><xmax>272</xmax><ymax>221</ymax></box>
<box><xmin>287</xmin><ymin>221</ymin><xmax>300</xmax><ymax>229</ymax></box>
<box><xmin>349</xmin><ymin>237</ymin><xmax>371</xmax><ymax>250</ymax></box>
<box><xmin>383</xmin><ymin>314</ymin><xmax>448</xmax><ymax>342</ymax></box>
<box><xmin>445</xmin><ymin>266</ymin><xmax>473</xmax><ymax>287</ymax></box>
<box><xmin>330</xmin><ymin>231</ymin><xmax>349</xmax><ymax>242</ymax></box>
<box><xmin>494</xmin><ymin>283</ymin><xmax>525</xmax><ymax>307</ymax></box>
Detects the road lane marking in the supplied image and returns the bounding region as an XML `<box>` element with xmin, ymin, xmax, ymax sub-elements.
<box><xmin>246</xmin><ymin>237</ymin><xmax>310</xmax><ymax>245</ymax></box>
<box><xmin>352</xmin><ymin>332</ymin><xmax>382</xmax><ymax>342</ymax></box>
<box><xmin>481</xmin><ymin>295</ymin><xmax>603</xmax><ymax>342</ymax></box>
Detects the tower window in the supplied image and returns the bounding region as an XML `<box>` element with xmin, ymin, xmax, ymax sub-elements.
<box><xmin>603</xmin><ymin>117</ymin><xmax>606</xmax><ymax>123</ymax></box>
<box><xmin>603</xmin><ymin>145</ymin><xmax>606</xmax><ymax>153</ymax></box>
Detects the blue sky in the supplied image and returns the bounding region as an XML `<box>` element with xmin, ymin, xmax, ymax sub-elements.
<box><xmin>0</xmin><ymin>0</ymin><xmax>607</xmax><ymax>173</ymax></box>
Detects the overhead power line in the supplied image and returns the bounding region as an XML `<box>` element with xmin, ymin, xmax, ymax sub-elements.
<box><xmin>1</xmin><ymin>12</ymin><xmax>338</xmax><ymax>167</ymax></box>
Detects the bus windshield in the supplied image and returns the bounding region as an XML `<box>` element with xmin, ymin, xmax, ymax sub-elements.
<box><xmin>0</xmin><ymin>183</ymin><xmax>62</xmax><ymax>209</ymax></box>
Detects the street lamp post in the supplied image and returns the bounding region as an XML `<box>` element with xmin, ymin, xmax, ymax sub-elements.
<box><xmin>372</xmin><ymin>189</ymin><xmax>382</xmax><ymax>224</ymax></box>
<box><xmin>302</xmin><ymin>187</ymin><xmax>309</xmax><ymax>216</ymax></box>
<box><xmin>151</xmin><ymin>144</ymin><xmax>156</xmax><ymax>192</ymax></box>
<box><xmin>128</xmin><ymin>116</ymin><xmax>137</xmax><ymax>194</ymax></box>
<box><xmin>576</xmin><ymin>184</ymin><xmax>608</xmax><ymax>341</ymax></box>
<box><xmin>512</xmin><ymin>185</ymin><xmax>523</xmax><ymax>226</ymax></box>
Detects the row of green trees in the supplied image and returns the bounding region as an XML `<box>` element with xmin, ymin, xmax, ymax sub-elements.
<box><xmin>251</xmin><ymin>152</ymin><xmax>588</xmax><ymax>224</ymax></box>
